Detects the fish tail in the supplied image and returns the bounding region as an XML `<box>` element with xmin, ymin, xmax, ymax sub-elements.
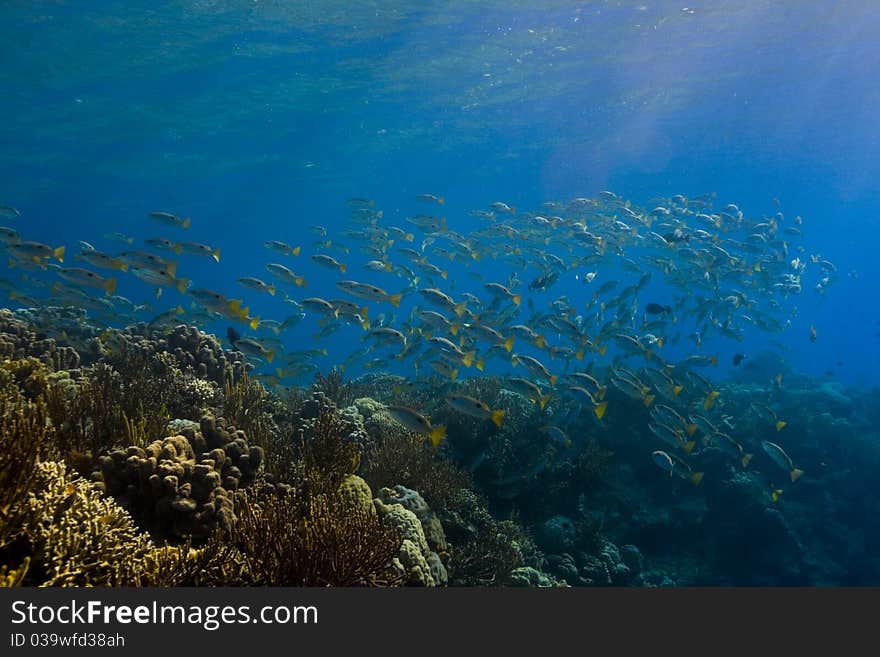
<box><xmin>450</xmin><ymin>323</ymin><xmax>460</xmax><ymax>336</ymax></box>
<box><xmin>594</xmin><ymin>400</ymin><xmax>608</xmax><ymax>420</ymax></box>
<box><xmin>454</xmin><ymin>301</ymin><xmax>468</xmax><ymax>317</ymax></box>
<box><xmin>776</xmin><ymin>420</ymin><xmax>787</xmax><ymax>431</ymax></box>
<box><xmin>643</xmin><ymin>394</ymin><xmax>655</xmax><ymax>407</ymax></box>
<box><xmin>742</xmin><ymin>453</ymin><xmax>753</xmax><ymax>468</ymax></box>
<box><xmin>174</xmin><ymin>277</ymin><xmax>190</xmax><ymax>294</ymax></box>
<box><xmin>54</xmin><ymin>245</ymin><xmax>66</xmax><ymax>263</ymax></box>
<box><xmin>388</xmin><ymin>293</ymin><xmax>403</xmax><ymax>308</ymax></box>
<box><xmin>548</xmin><ymin>374</ymin><xmax>558</xmax><ymax>386</ymax></box>
<box><xmin>104</xmin><ymin>277</ymin><xmax>117</xmax><ymax>296</ymax></box>
<box><xmin>166</xmin><ymin>261</ymin><xmax>178</xmax><ymax>278</ymax></box>
<box><xmin>119</xmin><ymin>262</ymin><xmax>129</xmax><ymax>272</ymax></box>
<box><xmin>685</xmin><ymin>423</ymin><xmax>698</xmax><ymax>437</ymax></box>
<box><xmin>575</xmin><ymin>348</ymin><xmax>584</xmax><ymax>361</ymax></box>
<box><xmin>249</xmin><ymin>316</ymin><xmax>260</xmax><ymax>330</ymax></box>
<box><xmin>340</xmin><ymin>263</ymin><xmax>347</xmax><ymax>273</ymax></box>
<box><xmin>691</xmin><ymin>472</ymin><xmax>704</xmax><ymax>486</ymax></box>
<box><xmin>598</xmin><ymin>344</ymin><xmax>607</xmax><ymax>356</ymax></box>
<box><xmin>475</xmin><ymin>358</ymin><xmax>485</xmax><ymax>372</ymax></box>
<box><xmin>173</xmin><ymin>243</ymin><xmax>183</xmax><ymax>255</ymax></box>
<box><xmin>265</xmin><ymin>350</ymin><xmax>275</xmax><ymax>364</ymax></box>
<box><xmin>182</xmin><ymin>217</ymin><xmax>191</xmax><ymax>229</ymax></box>
<box><xmin>771</xmin><ymin>489</ymin><xmax>783</xmax><ymax>502</ymax></box>
<box><xmin>295</xmin><ymin>276</ymin><xmax>306</xmax><ymax>287</ymax></box>
<box><xmin>491</xmin><ymin>409</ymin><xmax>505</xmax><ymax>428</ymax></box>
<box><xmin>673</xmin><ymin>385</ymin><xmax>684</xmax><ymax>396</ymax></box>
<box><xmin>213</xmin><ymin>248</ymin><xmax>221</xmax><ymax>262</ymax></box>
<box><xmin>512</xmin><ymin>293</ymin><xmax>521</xmax><ymax>306</ymax></box>
<box><xmin>405</xmin><ymin>233</ymin><xmax>414</xmax><ymax>242</ymax></box>
<box><xmin>429</xmin><ymin>425</ymin><xmax>446</xmax><ymax>448</ymax></box>
<box><xmin>683</xmin><ymin>441</ymin><xmax>696</xmax><ymax>454</ymax></box>
<box><xmin>268</xmin><ymin>285</ymin><xmax>276</xmax><ymax>296</ymax></box>
<box><xmin>462</xmin><ymin>351</ymin><xmax>474</xmax><ymax>368</ymax></box>
<box><xmin>790</xmin><ymin>468</ymin><xmax>803</xmax><ymax>482</ymax></box>
<box><xmin>292</xmin><ymin>246</ymin><xmax>301</xmax><ymax>256</ymax></box>
<box><xmin>597</xmin><ymin>385</ymin><xmax>607</xmax><ymax>401</ymax></box>
<box><xmin>539</xmin><ymin>395</ymin><xmax>551</xmax><ymax>410</ymax></box>
<box><xmin>504</xmin><ymin>336</ymin><xmax>515</xmax><ymax>352</ymax></box>
<box><xmin>450</xmin><ymin>369</ymin><xmax>458</xmax><ymax>382</ymax></box>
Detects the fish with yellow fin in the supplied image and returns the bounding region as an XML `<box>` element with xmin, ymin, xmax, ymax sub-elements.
<box><xmin>445</xmin><ymin>394</ymin><xmax>505</xmax><ymax>428</ymax></box>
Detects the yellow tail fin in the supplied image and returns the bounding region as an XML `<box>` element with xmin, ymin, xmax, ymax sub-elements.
<box><xmin>683</xmin><ymin>441</ymin><xmax>696</xmax><ymax>454</ymax></box>
<box><xmin>776</xmin><ymin>421</ymin><xmax>787</xmax><ymax>431</ymax></box>
<box><xmin>513</xmin><ymin>293</ymin><xmax>521</xmax><ymax>306</ymax></box>
<box><xmin>429</xmin><ymin>426</ymin><xmax>447</xmax><ymax>448</ymax></box>
<box><xmin>685</xmin><ymin>424</ymin><xmax>698</xmax><ymax>437</ymax></box>
<box><xmin>539</xmin><ymin>395</ymin><xmax>550</xmax><ymax>410</ymax></box>
<box><xmin>454</xmin><ymin>301</ymin><xmax>467</xmax><ymax>317</ymax></box>
<box><xmin>691</xmin><ymin>472</ymin><xmax>704</xmax><ymax>486</ymax></box>
<box><xmin>742</xmin><ymin>453</ymin><xmax>753</xmax><ymax>468</ymax></box>
<box><xmin>292</xmin><ymin>246</ymin><xmax>301</xmax><ymax>256</ymax></box>
<box><xmin>491</xmin><ymin>409</ymin><xmax>505</xmax><ymax>428</ymax></box>
<box><xmin>594</xmin><ymin>401</ymin><xmax>608</xmax><ymax>420</ymax></box>
<box><xmin>450</xmin><ymin>369</ymin><xmax>458</xmax><ymax>382</ymax></box>
<box><xmin>174</xmin><ymin>277</ymin><xmax>190</xmax><ymax>294</ymax></box>
<box><xmin>268</xmin><ymin>285</ymin><xmax>276</xmax><ymax>296</ymax></box>
<box><xmin>182</xmin><ymin>217</ymin><xmax>191</xmax><ymax>229</ymax></box>
<box><xmin>54</xmin><ymin>245</ymin><xmax>66</xmax><ymax>263</ymax></box>
<box><xmin>104</xmin><ymin>277</ymin><xmax>117</xmax><ymax>295</ymax></box>
<box><xmin>790</xmin><ymin>468</ymin><xmax>803</xmax><ymax>482</ymax></box>
<box><xmin>549</xmin><ymin>375</ymin><xmax>558</xmax><ymax>386</ymax></box>
<box><xmin>249</xmin><ymin>316</ymin><xmax>260</xmax><ymax>330</ymax></box>
<box><xmin>340</xmin><ymin>264</ymin><xmax>347</xmax><ymax>273</ymax></box>
<box><xmin>475</xmin><ymin>359</ymin><xmax>484</xmax><ymax>372</ymax></box>
<box><xmin>462</xmin><ymin>351</ymin><xmax>474</xmax><ymax>368</ymax></box>
<box><xmin>504</xmin><ymin>336</ymin><xmax>515</xmax><ymax>352</ymax></box>
<box><xmin>771</xmin><ymin>489</ymin><xmax>783</xmax><ymax>502</ymax></box>
<box><xmin>166</xmin><ymin>261</ymin><xmax>178</xmax><ymax>278</ymax></box>
<box><xmin>389</xmin><ymin>293</ymin><xmax>402</xmax><ymax>308</ymax></box>
<box><xmin>213</xmin><ymin>248</ymin><xmax>221</xmax><ymax>263</ymax></box>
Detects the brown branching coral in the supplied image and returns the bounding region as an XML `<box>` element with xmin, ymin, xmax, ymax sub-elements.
<box><xmin>439</xmin><ymin>489</ymin><xmax>527</xmax><ymax>586</ymax></box>
<box><xmin>294</xmin><ymin>408</ymin><xmax>363</xmax><ymax>496</ymax></box>
<box><xmin>232</xmin><ymin>486</ymin><xmax>403</xmax><ymax>586</ymax></box>
<box><xmin>137</xmin><ymin>535</ymin><xmax>252</xmax><ymax>587</ymax></box>
<box><xmin>43</xmin><ymin>362</ymin><xmax>171</xmax><ymax>475</ymax></box>
<box><xmin>0</xmin><ymin>386</ymin><xmax>53</xmax><ymax>553</ymax></box>
<box><xmin>11</xmin><ymin>461</ymin><xmax>157</xmax><ymax>587</ymax></box>
<box><xmin>312</xmin><ymin>367</ymin><xmax>354</xmax><ymax>408</ymax></box>
<box><xmin>222</xmin><ymin>370</ymin><xmax>295</xmax><ymax>483</ymax></box>
<box><xmin>361</xmin><ymin>426</ymin><xmax>471</xmax><ymax>513</ymax></box>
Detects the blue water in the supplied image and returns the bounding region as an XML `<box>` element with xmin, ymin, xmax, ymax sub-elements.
<box><xmin>2</xmin><ymin>1</ymin><xmax>878</xmax><ymax>386</ymax></box>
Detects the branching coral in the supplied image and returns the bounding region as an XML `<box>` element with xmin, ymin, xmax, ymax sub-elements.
<box><xmin>10</xmin><ymin>461</ymin><xmax>156</xmax><ymax>586</ymax></box>
<box><xmin>312</xmin><ymin>367</ymin><xmax>354</xmax><ymax>408</ymax></box>
<box><xmin>361</xmin><ymin>426</ymin><xmax>471</xmax><ymax>513</ymax></box>
<box><xmin>0</xmin><ymin>385</ymin><xmax>53</xmax><ymax>554</ymax></box>
<box><xmin>232</xmin><ymin>485</ymin><xmax>403</xmax><ymax>586</ymax></box>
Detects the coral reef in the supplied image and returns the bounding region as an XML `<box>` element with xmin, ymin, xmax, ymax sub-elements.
<box><xmin>96</xmin><ymin>416</ymin><xmax>263</xmax><ymax>539</ymax></box>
